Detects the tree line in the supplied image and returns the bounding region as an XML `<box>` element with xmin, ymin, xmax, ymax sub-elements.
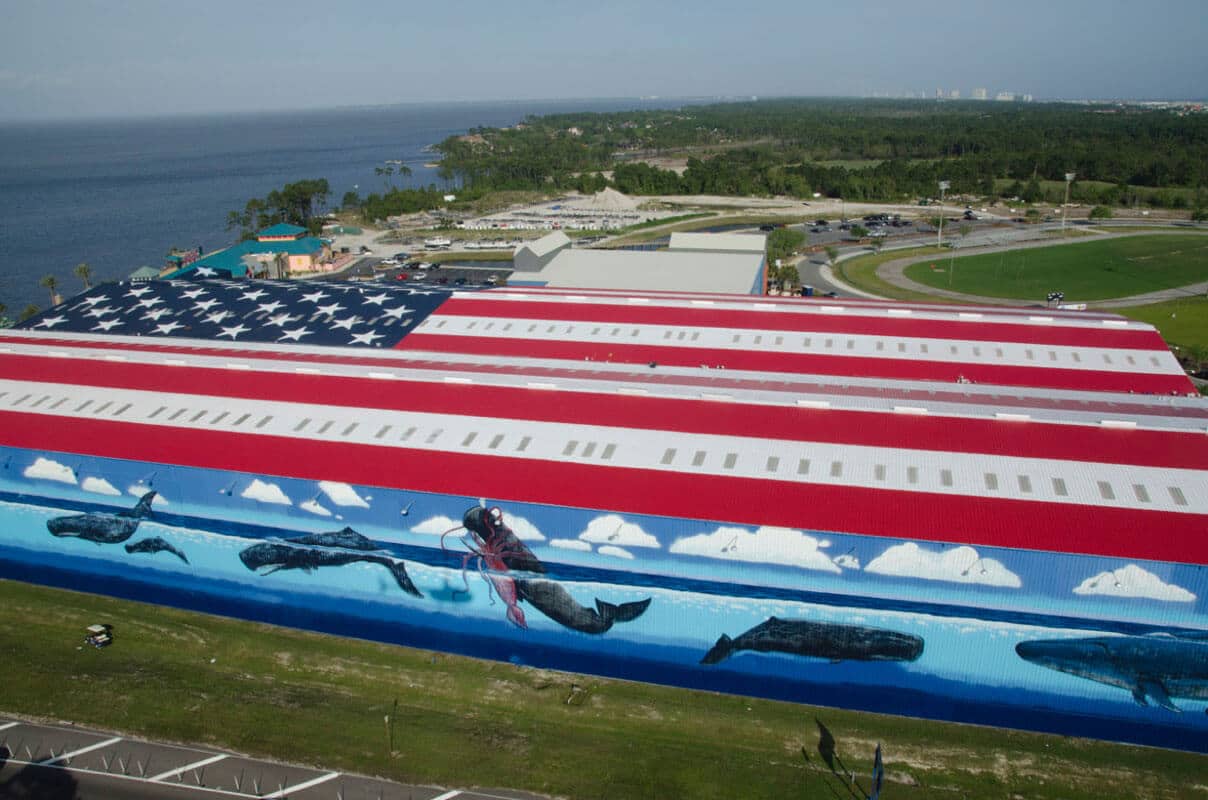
<box><xmin>431</xmin><ymin>99</ymin><xmax>1208</xmax><ymax>211</ymax></box>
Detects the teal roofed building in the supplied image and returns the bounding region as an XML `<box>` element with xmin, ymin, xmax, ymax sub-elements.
<box><xmin>256</xmin><ymin>223</ymin><xmax>309</xmax><ymax>240</ymax></box>
<box><xmin>164</xmin><ymin>224</ymin><xmax>332</xmax><ymax>279</ymax></box>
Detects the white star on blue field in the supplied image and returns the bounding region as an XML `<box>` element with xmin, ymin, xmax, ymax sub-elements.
<box><xmin>19</xmin><ymin>278</ymin><xmax>477</xmax><ymax>348</ymax></box>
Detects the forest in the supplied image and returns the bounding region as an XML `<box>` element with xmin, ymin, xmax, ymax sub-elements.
<box><xmin>431</xmin><ymin>99</ymin><xmax>1208</xmax><ymax>212</ymax></box>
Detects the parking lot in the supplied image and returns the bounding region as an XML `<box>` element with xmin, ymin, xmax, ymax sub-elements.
<box><xmin>0</xmin><ymin>717</ymin><xmax>544</xmax><ymax>800</ymax></box>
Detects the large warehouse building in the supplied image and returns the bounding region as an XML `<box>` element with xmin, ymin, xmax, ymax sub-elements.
<box><xmin>509</xmin><ymin>231</ymin><xmax>768</xmax><ymax>293</ymax></box>
<box><xmin>1</xmin><ymin>278</ymin><xmax>1205</xmax><ymax>750</ymax></box>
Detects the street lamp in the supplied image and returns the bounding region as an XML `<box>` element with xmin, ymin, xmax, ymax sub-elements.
<box><xmin>1061</xmin><ymin>172</ymin><xmax>1075</xmax><ymax>235</ymax></box>
<box><xmin>937</xmin><ymin>181</ymin><xmax>950</xmax><ymax>248</ymax></box>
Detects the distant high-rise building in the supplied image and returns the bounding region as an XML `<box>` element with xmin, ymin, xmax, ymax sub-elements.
<box><xmin>936</xmin><ymin>87</ymin><xmax>944</xmax><ymax>99</ymax></box>
<box><xmin>972</xmin><ymin>87</ymin><xmax>988</xmax><ymax>100</ymax></box>
<box><xmin>950</xmin><ymin>89</ymin><xmax>960</xmax><ymax>99</ymax></box>
<box><xmin>1022</xmin><ymin>94</ymin><xmax>1034</xmax><ymax>103</ymax></box>
<box><xmin>995</xmin><ymin>91</ymin><xmax>1017</xmax><ymax>102</ymax></box>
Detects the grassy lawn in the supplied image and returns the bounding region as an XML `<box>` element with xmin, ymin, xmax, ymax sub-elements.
<box><xmin>992</xmin><ymin>178</ymin><xmax>1199</xmax><ymax>206</ymax></box>
<box><xmin>834</xmin><ymin>246</ymin><xmax>957</xmax><ymax>302</ymax></box>
<box><xmin>621</xmin><ymin>212</ymin><xmax>715</xmax><ymax>232</ymax></box>
<box><xmin>607</xmin><ymin>214</ymin><xmax>787</xmax><ymax>246</ymax></box>
<box><xmin>1117</xmin><ymin>294</ymin><xmax>1208</xmax><ymax>350</ymax></box>
<box><xmin>903</xmin><ymin>235</ymin><xmax>1208</xmax><ymax>301</ymax></box>
<box><xmin>1</xmin><ymin>579</ymin><xmax>1204</xmax><ymax>800</ymax></box>
<box><xmin>426</xmin><ymin>251</ymin><xmax>513</xmax><ymax>264</ymax></box>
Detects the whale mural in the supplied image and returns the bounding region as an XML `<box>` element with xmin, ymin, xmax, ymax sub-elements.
<box><xmin>701</xmin><ymin>617</ymin><xmax>924</xmax><ymax>665</ymax></box>
<box><xmin>238</xmin><ymin>528</ymin><xmax>422</xmax><ymax>597</ymax></box>
<box><xmin>124</xmin><ymin>536</ymin><xmax>189</xmax><ymax>564</ymax></box>
<box><xmin>445</xmin><ymin>505</ymin><xmax>652</xmax><ymax>634</ymax></box>
<box><xmin>47</xmin><ymin>491</ymin><xmax>157</xmax><ymax>543</ymax></box>
<box><xmin>1</xmin><ymin>446</ymin><xmax>1206</xmax><ymax>753</ymax></box>
<box><xmin>1016</xmin><ymin>634</ymin><xmax>1208</xmax><ymax>713</ymax></box>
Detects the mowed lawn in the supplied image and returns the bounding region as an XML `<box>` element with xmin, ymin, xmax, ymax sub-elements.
<box><xmin>904</xmin><ymin>235</ymin><xmax>1208</xmax><ymax>301</ymax></box>
<box><xmin>1</xmin><ymin>579</ymin><xmax>1206</xmax><ymax>800</ymax></box>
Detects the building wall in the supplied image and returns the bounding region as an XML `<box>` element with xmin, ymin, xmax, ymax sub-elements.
<box><xmin>3</xmin><ymin>445</ymin><xmax>1205</xmax><ymax>751</ymax></box>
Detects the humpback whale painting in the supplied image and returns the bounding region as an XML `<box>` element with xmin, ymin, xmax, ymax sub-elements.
<box><xmin>47</xmin><ymin>491</ymin><xmax>157</xmax><ymax>544</ymax></box>
<box><xmin>701</xmin><ymin>617</ymin><xmax>925</xmax><ymax>665</ymax></box>
<box><xmin>238</xmin><ymin>527</ymin><xmax>422</xmax><ymax>597</ymax></box>
<box><xmin>1016</xmin><ymin>634</ymin><xmax>1208</xmax><ymax>713</ymax></box>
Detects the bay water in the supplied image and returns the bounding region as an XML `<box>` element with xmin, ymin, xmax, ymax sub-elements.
<box><xmin>0</xmin><ymin>98</ymin><xmax>686</xmax><ymax>314</ymax></box>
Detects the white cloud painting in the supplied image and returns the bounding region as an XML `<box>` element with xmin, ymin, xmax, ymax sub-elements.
<box><xmin>670</xmin><ymin>525</ymin><xmax>840</xmax><ymax>573</ymax></box>
<box><xmin>1073</xmin><ymin>564</ymin><xmax>1195</xmax><ymax>603</ymax></box>
<box><xmin>865</xmin><ymin>543</ymin><xmax>1021</xmax><ymax>588</ymax></box>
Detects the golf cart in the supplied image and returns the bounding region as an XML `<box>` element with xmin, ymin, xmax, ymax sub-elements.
<box><xmin>85</xmin><ymin>624</ymin><xmax>113</xmax><ymax>648</ymax></box>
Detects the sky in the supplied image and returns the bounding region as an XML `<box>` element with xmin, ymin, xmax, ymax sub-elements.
<box><xmin>2</xmin><ymin>0</ymin><xmax>1206</xmax><ymax>119</ymax></box>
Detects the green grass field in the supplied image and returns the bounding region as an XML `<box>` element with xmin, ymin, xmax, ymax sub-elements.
<box><xmin>903</xmin><ymin>235</ymin><xmax>1208</xmax><ymax>301</ymax></box>
<box><xmin>834</xmin><ymin>246</ymin><xmax>957</xmax><ymax>302</ymax></box>
<box><xmin>1117</xmin><ymin>294</ymin><xmax>1208</xmax><ymax>351</ymax></box>
<box><xmin>992</xmin><ymin>178</ymin><xmax>1199</xmax><ymax>206</ymax></box>
<box><xmin>2</xmin><ymin>579</ymin><xmax>1203</xmax><ymax>800</ymax></box>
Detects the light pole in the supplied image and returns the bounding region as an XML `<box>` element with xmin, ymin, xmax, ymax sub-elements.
<box><xmin>1061</xmin><ymin>172</ymin><xmax>1075</xmax><ymax>235</ymax></box>
<box><xmin>936</xmin><ymin>180</ymin><xmax>950</xmax><ymax>248</ymax></box>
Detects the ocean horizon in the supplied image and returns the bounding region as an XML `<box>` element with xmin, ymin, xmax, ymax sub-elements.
<box><xmin>0</xmin><ymin>97</ymin><xmax>694</xmax><ymax>314</ymax></box>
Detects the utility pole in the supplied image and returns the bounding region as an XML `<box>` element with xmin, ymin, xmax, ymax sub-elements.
<box><xmin>937</xmin><ymin>180</ymin><xmax>950</xmax><ymax>247</ymax></box>
<box><xmin>1062</xmin><ymin>172</ymin><xmax>1075</xmax><ymax>235</ymax></box>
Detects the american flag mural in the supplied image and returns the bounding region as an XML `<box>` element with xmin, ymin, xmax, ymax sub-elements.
<box><xmin>4</xmin><ymin>278</ymin><xmax>1207</xmax><ymax>750</ymax></box>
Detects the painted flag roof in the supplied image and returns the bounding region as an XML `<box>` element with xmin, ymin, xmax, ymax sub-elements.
<box><xmin>5</xmin><ymin>279</ymin><xmax>1205</xmax><ymax>565</ymax></box>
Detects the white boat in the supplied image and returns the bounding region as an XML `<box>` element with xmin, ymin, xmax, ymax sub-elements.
<box><xmin>424</xmin><ymin>237</ymin><xmax>452</xmax><ymax>249</ymax></box>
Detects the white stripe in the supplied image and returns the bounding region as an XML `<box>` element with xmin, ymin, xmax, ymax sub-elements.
<box><xmin>1</xmin><ymin>337</ymin><xmax>1202</xmax><ymax>430</ymax></box>
<box><xmin>0</xmin><ymin>721</ymin><xmax>19</xmax><ymax>731</ymax></box>
<box><xmin>430</xmin><ymin>791</ymin><xmax>462</xmax><ymax>800</ymax></box>
<box><xmin>37</xmin><ymin>736</ymin><xmax>121</xmax><ymax>764</ymax></box>
<box><xmin>1</xmin><ymin>755</ymin><xmax>250</xmax><ymax>797</ymax></box>
<box><xmin>148</xmin><ymin>753</ymin><xmax>228</xmax><ymax>782</ymax></box>
<box><xmin>262</xmin><ymin>771</ymin><xmax>339</xmax><ymax>798</ymax></box>
<box><xmin>416</xmin><ymin>314</ymin><xmax>1180</xmax><ymax>376</ymax></box>
<box><xmin>2</xmin><ymin>379</ymin><xmax>1204</xmax><ymax>515</ymax></box>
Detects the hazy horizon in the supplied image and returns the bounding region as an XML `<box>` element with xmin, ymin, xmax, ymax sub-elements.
<box><xmin>3</xmin><ymin>0</ymin><xmax>1206</xmax><ymax>121</ymax></box>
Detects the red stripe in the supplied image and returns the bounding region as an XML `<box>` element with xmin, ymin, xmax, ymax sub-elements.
<box><xmin>2</xmin><ymin>412</ymin><xmax>1203</xmax><ymax>564</ymax></box>
<box><xmin>4</xmin><ymin>334</ymin><xmax>1203</xmax><ymax>418</ymax></box>
<box><xmin>438</xmin><ymin>297</ymin><xmax>1165</xmax><ymax>349</ymax></box>
<box><xmin>4</xmin><ymin>354</ymin><xmax>1204</xmax><ymax>469</ymax></box>
<box><xmin>395</xmin><ymin>334</ymin><xmax>1194</xmax><ymax>394</ymax></box>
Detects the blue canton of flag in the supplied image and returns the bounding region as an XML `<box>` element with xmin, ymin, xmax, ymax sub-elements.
<box><xmin>18</xmin><ymin>279</ymin><xmax>473</xmax><ymax>349</ymax></box>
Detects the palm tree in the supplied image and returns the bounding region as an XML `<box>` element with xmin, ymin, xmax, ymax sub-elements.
<box><xmin>40</xmin><ymin>274</ymin><xmax>61</xmax><ymax>306</ymax></box>
<box><xmin>74</xmin><ymin>262</ymin><xmax>93</xmax><ymax>290</ymax></box>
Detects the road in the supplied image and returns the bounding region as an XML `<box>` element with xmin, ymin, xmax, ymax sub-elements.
<box><xmin>0</xmin><ymin>717</ymin><xmax>546</xmax><ymax>800</ymax></box>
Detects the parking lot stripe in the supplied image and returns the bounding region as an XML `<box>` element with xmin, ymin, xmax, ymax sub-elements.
<box><xmin>0</xmin><ymin>722</ymin><xmax>19</xmax><ymax>731</ymax></box>
<box><xmin>431</xmin><ymin>792</ymin><xmax>463</xmax><ymax>800</ymax></box>
<box><xmin>37</xmin><ymin>736</ymin><xmax>121</xmax><ymax>765</ymax></box>
<box><xmin>148</xmin><ymin>753</ymin><xmax>229</xmax><ymax>782</ymax></box>
<box><xmin>263</xmin><ymin>771</ymin><xmax>340</xmax><ymax>798</ymax></box>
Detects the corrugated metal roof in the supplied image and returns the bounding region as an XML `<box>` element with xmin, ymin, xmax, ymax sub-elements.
<box><xmin>509</xmin><ymin>249</ymin><xmax>765</xmax><ymax>294</ymax></box>
<box><xmin>257</xmin><ymin>223</ymin><xmax>308</xmax><ymax>238</ymax></box>
<box><xmin>669</xmin><ymin>231</ymin><xmax>768</xmax><ymax>253</ymax></box>
<box><xmin>6</xmin><ymin>279</ymin><xmax>1205</xmax><ymax>565</ymax></box>
<box><xmin>513</xmin><ymin>231</ymin><xmax>571</xmax><ymax>259</ymax></box>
